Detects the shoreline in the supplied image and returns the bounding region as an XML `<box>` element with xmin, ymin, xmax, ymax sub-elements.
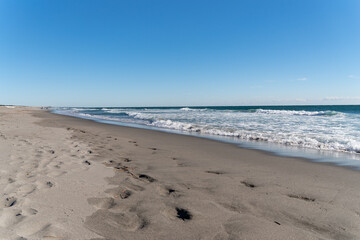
<box><xmin>1</xmin><ymin>107</ymin><xmax>360</xmax><ymax>239</ymax></box>
<box><xmin>52</xmin><ymin>105</ymin><xmax>360</xmax><ymax>162</ymax></box>
<box><xmin>52</xmin><ymin>110</ymin><xmax>360</xmax><ymax>172</ymax></box>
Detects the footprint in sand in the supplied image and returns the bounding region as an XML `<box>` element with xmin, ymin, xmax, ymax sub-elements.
<box><xmin>0</xmin><ymin>208</ymin><xmax>24</xmax><ymax>227</ymax></box>
<box><xmin>103</xmin><ymin>159</ymin><xmax>118</xmax><ymax>167</ymax></box>
<box><xmin>15</xmin><ymin>171</ymin><xmax>35</xmax><ymax>179</ymax></box>
<box><xmin>88</xmin><ymin>197</ymin><xmax>115</xmax><ymax>209</ymax></box>
<box><xmin>120</xmin><ymin>181</ymin><xmax>145</xmax><ymax>192</ymax></box>
<box><xmin>85</xmin><ymin>209</ymin><xmax>147</xmax><ymax>238</ymax></box>
<box><xmin>36</xmin><ymin>180</ymin><xmax>54</xmax><ymax>189</ymax></box>
<box><xmin>105</xmin><ymin>187</ymin><xmax>132</xmax><ymax>199</ymax></box>
<box><xmin>18</xmin><ymin>184</ymin><xmax>37</xmax><ymax>197</ymax></box>
<box><xmin>16</xmin><ymin>221</ymin><xmax>65</xmax><ymax>239</ymax></box>
<box><xmin>156</xmin><ymin>186</ymin><xmax>178</xmax><ymax>197</ymax></box>
<box><xmin>49</xmin><ymin>161</ymin><xmax>63</xmax><ymax>169</ymax></box>
<box><xmin>0</xmin><ymin>196</ymin><xmax>17</xmax><ymax>208</ymax></box>
<box><xmin>137</xmin><ymin>174</ymin><xmax>156</xmax><ymax>183</ymax></box>
<box><xmin>23</xmin><ymin>208</ymin><xmax>38</xmax><ymax>216</ymax></box>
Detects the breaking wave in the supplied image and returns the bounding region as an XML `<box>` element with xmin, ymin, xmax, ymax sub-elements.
<box><xmin>53</xmin><ymin>105</ymin><xmax>360</xmax><ymax>155</ymax></box>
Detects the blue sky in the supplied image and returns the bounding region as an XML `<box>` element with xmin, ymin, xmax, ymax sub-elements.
<box><xmin>1</xmin><ymin>0</ymin><xmax>359</xmax><ymax>107</ymax></box>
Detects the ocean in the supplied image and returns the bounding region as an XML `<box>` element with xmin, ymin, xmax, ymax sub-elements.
<box><xmin>53</xmin><ymin>105</ymin><xmax>360</xmax><ymax>168</ymax></box>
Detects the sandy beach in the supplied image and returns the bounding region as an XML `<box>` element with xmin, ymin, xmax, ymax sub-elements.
<box><xmin>1</xmin><ymin>106</ymin><xmax>360</xmax><ymax>240</ymax></box>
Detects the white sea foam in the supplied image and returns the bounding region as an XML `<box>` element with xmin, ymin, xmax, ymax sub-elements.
<box><xmin>180</xmin><ymin>107</ymin><xmax>207</xmax><ymax>111</ymax></box>
<box><xmin>72</xmin><ymin>108</ymin><xmax>98</xmax><ymax>111</ymax></box>
<box><xmin>74</xmin><ymin>113</ymin><xmax>118</xmax><ymax>121</ymax></box>
<box><xmin>125</xmin><ymin>111</ymin><xmax>147</xmax><ymax>118</ymax></box>
<box><xmin>255</xmin><ymin>109</ymin><xmax>339</xmax><ymax>116</ymax></box>
<box><xmin>55</xmin><ymin>107</ymin><xmax>360</xmax><ymax>154</ymax></box>
<box><xmin>103</xmin><ymin>109</ymin><xmax>124</xmax><ymax>114</ymax></box>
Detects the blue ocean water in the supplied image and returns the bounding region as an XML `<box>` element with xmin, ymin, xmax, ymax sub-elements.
<box><xmin>53</xmin><ymin>105</ymin><xmax>360</xmax><ymax>168</ymax></box>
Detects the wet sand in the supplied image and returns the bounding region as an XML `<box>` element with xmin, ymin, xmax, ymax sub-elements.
<box><xmin>1</xmin><ymin>106</ymin><xmax>360</xmax><ymax>239</ymax></box>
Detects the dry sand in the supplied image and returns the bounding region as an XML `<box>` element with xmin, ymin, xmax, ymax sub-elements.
<box><xmin>1</xmin><ymin>106</ymin><xmax>360</xmax><ymax>239</ymax></box>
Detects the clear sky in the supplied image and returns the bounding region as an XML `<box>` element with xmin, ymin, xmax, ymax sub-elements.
<box><xmin>1</xmin><ymin>0</ymin><xmax>359</xmax><ymax>107</ymax></box>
